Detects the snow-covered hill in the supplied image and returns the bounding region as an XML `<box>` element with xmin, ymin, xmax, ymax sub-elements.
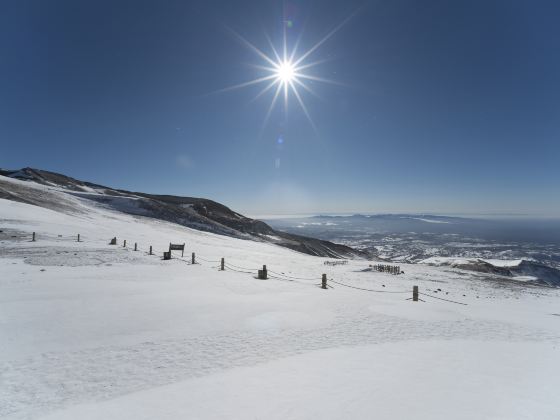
<box><xmin>420</xmin><ymin>257</ymin><xmax>560</xmax><ymax>287</ymax></box>
<box><xmin>0</xmin><ymin>168</ymin><xmax>365</xmax><ymax>259</ymax></box>
<box><xmin>1</xmin><ymin>174</ymin><xmax>560</xmax><ymax>419</ymax></box>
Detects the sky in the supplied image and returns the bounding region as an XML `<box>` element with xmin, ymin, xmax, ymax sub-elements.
<box><xmin>0</xmin><ymin>0</ymin><xmax>559</xmax><ymax>217</ymax></box>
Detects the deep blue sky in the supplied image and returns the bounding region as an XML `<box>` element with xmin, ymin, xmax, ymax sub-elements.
<box><xmin>1</xmin><ymin>0</ymin><xmax>559</xmax><ymax>216</ymax></box>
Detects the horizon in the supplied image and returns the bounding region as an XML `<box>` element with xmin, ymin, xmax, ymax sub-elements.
<box><xmin>3</xmin><ymin>165</ymin><xmax>560</xmax><ymax>219</ymax></box>
<box><xmin>1</xmin><ymin>0</ymin><xmax>559</xmax><ymax>217</ymax></box>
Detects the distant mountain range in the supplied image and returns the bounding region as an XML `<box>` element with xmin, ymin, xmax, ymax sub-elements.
<box><xmin>420</xmin><ymin>257</ymin><xmax>560</xmax><ymax>287</ymax></box>
<box><xmin>265</xmin><ymin>213</ymin><xmax>560</xmax><ymax>287</ymax></box>
<box><xmin>0</xmin><ymin>167</ymin><xmax>368</xmax><ymax>259</ymax></box>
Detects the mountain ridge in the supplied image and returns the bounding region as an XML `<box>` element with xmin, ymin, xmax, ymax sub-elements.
<box><xmin>0</xmin><ymin>167</ymin><xmax>369</xmax><ymax>259</ymax></box>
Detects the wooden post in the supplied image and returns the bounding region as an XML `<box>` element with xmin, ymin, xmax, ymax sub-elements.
<box><xmin>149</xmin><ymin>246</ymin><xmax>152</xmax><ymax>255</ymax></box>
<box><xmin>32</xmin><ymin>232</ymin><xmax>36</xmax><ymax>242</ymax></box>
<box><xmin>221</xmin><ymin>258</ymin><xmax>225</xmax><ymax>271</ymax></box>
<box><xmin>413</xmin><ymin>285</ymin><xmax>419</xmax><ymax>302</ymax></box>
<box><xmin>262</xmin><ymin>265</ymin><xmax>267</xmax><ymax>279</ymax></box>
<box><xmin>77</xmin><ymin>234</ymin><xmax>80</xmax><ymax>242</ymax></box>
<box><xmin>192</xmin><ymin>252</ymin><xmax>195</xmax><ymax>264</ymax></box>
<box><xmin>182</xmin><ymin>244</ymin><xmax>185</xmax><ymax>257</ymax></box>
<box><xmin>322</xmin><ymin>274</ymin><xmax>327</xmax><ymax>289</ymax></box>
<box><xmin>123</xmin><ymin>240</ymin><xmax>126</xmax><ymax>247</ymax></box>
<box><xmin>134</xmin><ymin>243</ymin><xmax>137</xmax><ymax>251</ymax></box>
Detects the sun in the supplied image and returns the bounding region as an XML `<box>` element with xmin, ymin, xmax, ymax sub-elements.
<box><xmin>276</xmin><ymin>60</ymin><xmax>295</xmax><ymax>84</ymax></box>
<box><xmin>217</xmin><ymin>15</ymin><xmax>353</xmax><ymax>130</ymax></box>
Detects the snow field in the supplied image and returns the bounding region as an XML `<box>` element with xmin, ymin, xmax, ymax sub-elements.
<box><xmin>2</xmin><ymin>194</ymin><xmax>560</xmax><ymax>419</ymax></box>
<box><xmin>39</xmin><ymin>341</ymin><xmax>560</xmax><ymax>420</ymax></box>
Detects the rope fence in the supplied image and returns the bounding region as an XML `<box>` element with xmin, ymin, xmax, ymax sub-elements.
<box><xmin>419</xmin><ymin>292</ymin><xmax>468</xmax><ymax>305</ymax></box>
<box><xmin>328</xmin><ymin>278</ymin><xmax>410</xmax><ymax>294</ymax></box>
<box><xmin>267</xmin><ymin>270</ymin><xmax>318</xmax><ymax>282</ymax></box>
<box><xmin>20</xmin><ymin>232</ymin><xmax>469</xmax><ymax>306</ymax></box>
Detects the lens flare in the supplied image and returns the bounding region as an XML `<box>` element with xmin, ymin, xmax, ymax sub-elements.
<box><xmin>218</xmin><ymin>14</ymin><xmax>354</xmax><ymax>130</ymax></box>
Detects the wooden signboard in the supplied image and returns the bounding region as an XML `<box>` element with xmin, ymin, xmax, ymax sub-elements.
<box><xmin>168</xmin><ymin>243</ymin><xmax>185</xmax><ymax>257</ymax></box>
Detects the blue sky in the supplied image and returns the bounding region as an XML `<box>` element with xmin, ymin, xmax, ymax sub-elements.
<box><xmin>1</xmin><ymin>0</ymin><xmax>559</xmax><ymax>216</ymax></box>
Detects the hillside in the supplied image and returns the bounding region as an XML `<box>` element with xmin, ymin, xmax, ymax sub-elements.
<box><xmin>0</xmin><ymin>168</ymin><xmax>366</xmax><ymax>259</ymax></box>
<box><xmin>1</xmin><ymin>184</ymin><xmax>560</xmax><ymax>420</ymax></box>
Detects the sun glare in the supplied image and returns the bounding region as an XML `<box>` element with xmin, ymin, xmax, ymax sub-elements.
<box><xmin>277</xmin><ymin>61</ymin><xmax>295</xmax><ymax>84</ymax></box>
<box><xmin>219</xmin><ymin>15</ymin><xmax>353</xmax><ymax>130</ymax></box>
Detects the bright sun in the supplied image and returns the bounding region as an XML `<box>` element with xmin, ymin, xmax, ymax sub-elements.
<box><xmin>219</xmin><ymin>16</ymin><xmax>352</xmax><ymax>129</ymax></box>
<box><xmin>276</xmin><ymin>61</ymin><xmax>295</xmax><ymax>84</ymax></box>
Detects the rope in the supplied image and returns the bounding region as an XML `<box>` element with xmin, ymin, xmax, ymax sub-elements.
<box><xmin>328</xmin><ymin>279</ymin><xmax>409</xmax><ymax>294</ymax></box>
<box><xmin>267</xmin><ymin>270</ymin><xmax>318</xmax><ymax>281</ymax></box>
<box><xmin>267</xmin><ymin>273</ymin><xmax>297</xmax><ymax>282</ymax></box>
<box><xmin>106</xmin><ymin>237</ymin><xmax>468</xmax><ymax>306</ymax></box>
<box><xmin>224</xmin><ymin>264</ymin><xmax>254</xmax><ymax>274</ymax></box>
<box><xmin>197</xmin><ymin>256</ymin><xmax>220</xmax><ymax>263</ymax></box>
<box><xmin>267</xmin><ymin>274</ymin><xmax>318</xmax><ymax>288</ymax></box>
<box><xmin>419</xmin><ymin>292</ymin><xmax>468</xmax><ymax>306</ymax></box>
<box><xmin>226</xmin><ymin>262</ymin><xmax>260</xmax><ymax>271</ymax></box>
<box><xmin>175</xmin><ymin>256</ymin><xmax>192</xmax><ymax>265</ymax></box>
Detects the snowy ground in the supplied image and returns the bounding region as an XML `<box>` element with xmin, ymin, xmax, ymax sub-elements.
<box><xmin>1</xmin><ymin>191</ymin><xmax>560</xmax><ymax>419</ymax></box>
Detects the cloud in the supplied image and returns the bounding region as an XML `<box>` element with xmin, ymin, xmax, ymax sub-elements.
<box><xmin>176</xmin><ymin>155</ymin><xmax>194</xmax><ymax>169</ymax></box>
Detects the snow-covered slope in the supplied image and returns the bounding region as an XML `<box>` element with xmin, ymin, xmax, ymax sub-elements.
<box><xmin>0</xmin><ymin>168</ymin><xmax>365</xmax><ymax>259</ymax></box>
<box><xmin>1</xmin><ymin>184</ymin><xmax>560</xmax><ymax>419</ymax></box>
<box><xmin>421</xmin><ymin>257</ymin><xmax>560</xmax><ymax>287</ymax></box>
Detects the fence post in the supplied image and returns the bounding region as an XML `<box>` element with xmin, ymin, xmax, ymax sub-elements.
<box><xmin>192</xmin><ymin>252</ymin><xmax>195</xmax><ymax>264</ymax></box>
<box><xmin>322</xmin><ymin>274</ymin><xmax>327</xmax><ymax>289</ymax></box>
<box><xmin>149</xmin><ymin>246</ymin><xmax>152</xmax><ymax>255</ymax></box>
<box><xmin>77</xmin><ymin>234</ymin><xmax>80</xmax><ymax>242</ymax></box>
<box><xmin>262</xmin><ymin>265</ymin><xmax>267</xmax><ymax>279</ymax></box>
<box><xmin>134</xmin><ymin>243</ymin><xmax>137</xmax><ymax>251</ymax></box>
<box><xmin>123</xmin><ymin>240</ymin><xmax>126</xmax><ymax>248</ymax></box>
<box><xmin>221</xmin><ymin>258</ymin><xmax>225</xmax><ymax>271</ymax></box>
<box><xmin>32</xmin><ymin>232</ymin><xmax>36</xmax><ymax>242</ymax></box>
<box><xmin>413</xmin><ymin>285</ymin><xmax>419</xmax><ymax>302</ymax></box>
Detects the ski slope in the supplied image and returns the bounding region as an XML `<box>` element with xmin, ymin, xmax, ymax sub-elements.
<box><xmin>1</xmin><ymin>188</ymin><xmax>560</xmax><ymax>420</ymax></box>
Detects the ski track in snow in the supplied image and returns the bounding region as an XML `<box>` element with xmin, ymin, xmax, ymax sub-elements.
<box><xmin>2</xmin><ymin>307</ymin><xmax>559</xmax><ymax>419</ymax></box>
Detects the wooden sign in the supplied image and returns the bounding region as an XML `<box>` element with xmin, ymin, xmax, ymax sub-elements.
<box><xmin>168</xmin><ymin>243</ymin><xmax>185</xmax><ymax>257</ymax></box>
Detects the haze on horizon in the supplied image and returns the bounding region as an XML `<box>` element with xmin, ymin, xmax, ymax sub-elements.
<box><xmin>1</xmin><ymin>0</ymin><xmax>559</xmax><ymax>217</ymax></box>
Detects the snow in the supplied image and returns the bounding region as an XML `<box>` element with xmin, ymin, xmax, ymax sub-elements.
<box><xmin>38</xmin><ymin>341</ymin><xmax>560</xmax><ymax>420</ymax></box>
<box><xmin>2</xmin><ymin>178</ymin><xmax>560</xmax><ymax>419</ymax></box>
<box><xmin>412</xmin><ymin>217</ymin><xmax>451</xmax><ymax>224</ymax></box>
<box><xmin>420</xmin><ymin>256</ymin><xmax>522</xmax><ymax>267</ymax></box>
<box><xmin>75</xmin><ymin>185</ymin><xmax>99</xmax><ymax>194</ymax></box>
<box><xmin>484</xmin><ymin>258</ymin><xmax>524</xmax><ymax>267</ymax></box>
<box><xmin>300</xmin><ymin>221</ymin><xmax>338</xmax><ymax>226</ymax></box>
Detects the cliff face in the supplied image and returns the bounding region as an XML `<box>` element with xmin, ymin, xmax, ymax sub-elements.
<box><xmin>0</xmin><ymin>167</ymin><xmax>368</xmax><ymax>259</ymax></box>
